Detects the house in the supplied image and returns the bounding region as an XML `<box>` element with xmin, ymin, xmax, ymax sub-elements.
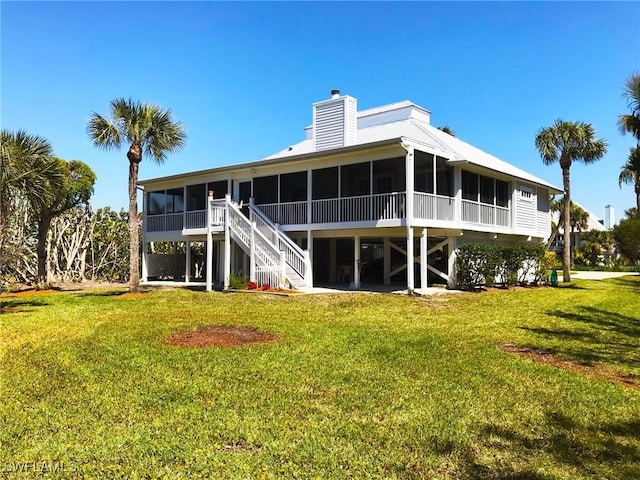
<box><xmin>550</xmin><ymin>201</ymin><xmax>608</xmax><ymax>252</ymax></box>
<box><xmin>139</xmin><ymin>90</ymin><xmax>562</xmax><ymax>293</ymax></box>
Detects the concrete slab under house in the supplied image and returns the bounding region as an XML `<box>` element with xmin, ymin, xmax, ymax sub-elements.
<box><xmin>138</xmin><ymin>90</ymin><xmax>562</xmax><ymax>294</ymax></box>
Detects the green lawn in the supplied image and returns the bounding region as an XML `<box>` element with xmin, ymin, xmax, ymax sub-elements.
<box><xmin>1</xmin><ymin>277</ymin><xmax>639</xmax><ymax>479</ymax></box>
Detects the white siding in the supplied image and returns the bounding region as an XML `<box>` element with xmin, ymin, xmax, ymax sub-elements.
<box><xmin>536</xmin><ymin>187</ymin><xmax>551</xmax><ymax>239</ymax></box>
<box><xmin>515</xmin><ymin>184</ymin><xmax>536</xmax><ymax>231</ymax></box>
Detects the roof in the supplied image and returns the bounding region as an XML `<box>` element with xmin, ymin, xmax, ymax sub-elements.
<box><xmin>265</xmin><ymin>101</ymin><xmax>561</xmax><ymax>192</ymax></box>
<box><xmin>551</xmin><ymin>201</ymin><xmax>607</xmax><ymax>231</ymax></box>
<box><xmin>140</xmin><ymin>97</ymin><xmax>562</xmax><ymax>193</ymax></box>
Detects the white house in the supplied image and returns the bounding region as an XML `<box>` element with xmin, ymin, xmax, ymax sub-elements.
<box><xmin>139</xmin><ymin>90</ymin><xmax>562</xmax><ymax>293</ymax></box>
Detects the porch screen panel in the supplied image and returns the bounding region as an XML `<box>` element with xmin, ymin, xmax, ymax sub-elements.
<box><xmin>148</xmin><ymin>191</ymin><xmax>166</xmax><ymax>215</ymax></box>
<box><xmin>480</xmin><ymin>176</ymin><xmax>494</xmax><ymax>205</ymax></box>
<box><xmin>253</xmin><ymin>176</ymin><xmax>278</xmax><ymax>205</ymax></box>
<box><xmin>436</xmin><ymin>156</ymin><xmax>453</xmax><ymax>196</ymax></box>
<box><xmin>461</xmin><ymin>171</ymin><xmax>478</xmax><ymax>201</ymax></box>
<box><xmin>496</xmin><ymin>180</ymin><xmax>509</xmax><ymax>207</ymax></box>
<box><xmin>187</xmin><ymin>183</ymin><xmax>206</xmax><ymax>211</ymax></box>
<box><xmin>373</xmin><ymin>157</ymin><xmax>405</xmax><ymax>194</ymax></box>
<box><xmin>207</xmin><ymin>181</ymin><xmax>228</xmax><ymax>200</ymax></box>
<box><xmin>312</xmin><ymin>167</ymin><xmax>338</xmax><ymax>200</ymax></box>
<box><xmin>414</xmin><ymin>151</ymin><xmax>434</xmax><ymax>194</ymax></box>
<box><xmin>341</xmin><ymin>162</ymin><xmax>370</xmax><ymax>197</ymax></box>
<box><xmin>165</xmin><ymin>188</ymin><xmax>184</xmax><ymax>214</ymax></box>
<box><xmin>280</xmin><ymin>172</ymin><xmax>307</xmax><ymax>202</ymax></box>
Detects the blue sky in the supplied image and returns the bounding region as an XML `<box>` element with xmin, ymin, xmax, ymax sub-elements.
<box><xmin>2</xmin><ymin>1</ymin><xmax>639</xmax><ymax>222</ymax></box>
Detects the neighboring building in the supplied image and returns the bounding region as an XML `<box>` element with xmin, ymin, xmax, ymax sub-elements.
<box><xmin>604</xmin><ymin>205</ymin><xmax>615</xmax><ymax>229</ymax></box>
<box><xmin>550</xmin><ymin>201</ymin><xmax>607</xmax><ymax>252</ymax></box>
<box><xmin>139</xmin><ymin>90</ymin><xmax>562</xmax><ymax>292</ymax></box>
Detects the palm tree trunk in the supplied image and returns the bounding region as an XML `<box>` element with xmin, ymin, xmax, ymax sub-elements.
<box><xmin>36</xmin><ymin>212</ymin><xmax>52</xmax><ymax>288</ymax></box>
<box><xmin>562</xmin><ymin>166</ymin><xmax>571</xmax><ymax>282</ymax></box>
<box><xmin>128</xmin><ymin>158</ymin><xmax>140</xmax><ymax>293</ymax></box>
<box><xmin>635</xmin><ymin>182</ymin><xmax>640</xmax><ymax>212</ymax></box>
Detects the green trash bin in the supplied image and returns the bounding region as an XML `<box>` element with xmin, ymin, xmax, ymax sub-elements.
<box><xmin>550</xmin><ymin>269</ymin><xmax>558</xmax><ymax>287</ymax></box>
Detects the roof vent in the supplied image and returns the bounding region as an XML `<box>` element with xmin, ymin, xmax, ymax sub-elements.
<box><xmin>313</xmin><ymin>92</ymin><xmax>357</xmax><ymax>151</ymax></box>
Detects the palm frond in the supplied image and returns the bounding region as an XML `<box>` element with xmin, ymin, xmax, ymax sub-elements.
<box><xmin>87</xmin><ymin>113</ymin><xmax>121</xmax><ymax>149</ymax></box>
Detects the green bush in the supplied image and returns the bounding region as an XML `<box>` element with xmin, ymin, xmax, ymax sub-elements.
<box><xmin>228</xmin><ymin>271</ymin><xmax>248</xmax><ymax>289</ymax></box>
<box><xmin>456</xmin><ymin>243</ymin><xmax>547</xmax><ymax>289</ymax></box>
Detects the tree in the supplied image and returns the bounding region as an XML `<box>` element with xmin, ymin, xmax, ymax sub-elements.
<box><xmin>32</xmin><ymin>159</ymin><xmax>96</xmax><ymax>286</ymax></box>
<box><xmin>612</xmin><ymin>217</ymin><xmax>640</xmax><ymax>265</ymax></box>
<box><xmin>619</xmin><ymin>145</ymin><xmax>640</xmax><ymax>212</ymax></box>
<box><xmin>87</xmin><ymin>99</ymin><xmax>186</xmax><ymax>292</ymax></box>
<box><xmin>0</xmin><ymin>130</ymin><xmax>62</xmax><ymax>275</ymax></box>
<box><xmin>535</xmin><ymin>120</ymin><xmax>607</xmax><ymax>282</ymax></box>
<box><xmin>624</xmin><ymin>207</ymin><xmax>639</xmax><ymax>219</ymax></box>
<box><xmin>618</xmin><ymin>72</ymin><xmax>640</xmax><ymax>141</ymax></box>
<box><xmin>437</xmin><ymin>126</ymin><xmax>455</xmax><ymax>136</ymax></box>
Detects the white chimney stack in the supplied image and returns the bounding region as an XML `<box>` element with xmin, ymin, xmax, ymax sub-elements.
<box><xmin>312</xmin><ymin>90</ymin><xmax>357</xmax><ymax>151</ymax></box>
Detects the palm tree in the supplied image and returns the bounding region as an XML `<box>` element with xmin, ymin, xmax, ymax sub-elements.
<box><xmin>624</xmin><ymin>207</ymin><xmax>639</xmax><ymax>219</ymax></box>
<box><xmin>0</xmin><ymin>130</ymin><xmax>61</xmax><ymax>267</ymax></box>
<box><xmin>437</xmin><ymin>126</ymin><xmax>455</xmax><ymax>136</ymax></box>
<box><xmin>87</xmin><ymin>98</ymin><xmax>186</xmax><ymax>292</ymax></box>
<box><xmin>618</xmin><ymin>72</ymin><xmax>640</xmax><ymax>141</ymax></box>
<box><xmin>619</xmin><ymin>145</ymin><xmax>640</xmax><ymax>211</ymax></box>
<box><xmin>535</xmin><ymin>120</ymin><xmax>607</xmax><ymax>282</ymax></box>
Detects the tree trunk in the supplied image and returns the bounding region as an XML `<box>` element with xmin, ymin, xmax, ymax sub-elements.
<box><xmin>36</xmin><ymin>212</ymin><xmax>52</xmax><ymax>288</ymax></box>
<box><xmin>562</xmin><ymin>166</ymin><xmax>571</xmax><ymax>283</ymax></box>
<box><xmin>128</xmin><ymin>158</ymin><xmax>140</xmax><ymax>293</ymax></box>
<box><xmin>635</xmin><ymin>182</ymin><xmax>640</xmax><ymax>213</ymax></box>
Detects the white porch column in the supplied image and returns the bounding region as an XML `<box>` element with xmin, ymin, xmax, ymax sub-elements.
<box><xmin>205</xmin><ymin>191</ymin><xmax>214</xmax><ymax>291</ymax></box>
<box><xmin>185</xmin><ymin>240</ymin><xmax>191</xmax><ymax>283</ymax></box>
<box><xmin>249</xmin><ymin>222</ymin><xmax>256</xmax><ymax>282</ymax></box>
<box><xmin>405</xmin><ymin>144</ymin><xmax>415</xmax><ymax>294</ymax></box>
<box><xmin>447</xmin><ymin>237</ymin><xmax>457</xmax><ymax>288</ymax></box>
<box><xmin>383</xmin><ymin>238</ymin><xmax>391</xmax><ymax>285</ymax></box>
<box><xmin>420</xmin><ymin>228</ymin><xmax>428</xmax><ymax>292</ymax></box>
<box><xmin>353</xmin><ymin>234</ymin><xmax>361</xmax><ymax>289</ymax></box>
<box><xmin>141</xmin><ymin>239</ymin><xmax>148</xmax><ymax>283</ymax></box>
<box><xmin>224</xmin><ymin>194</ymin><xmax>231</xmax><ymax>289</ymax></box>
<box><xmin>453</xmin><ymin>165</ymin><xmax>462</xmax><ymax>226</ymax></box>
<box><xmin>407</xmin><ymin>228</ymin><xmax>415</xmax><ymax>293</ymax></box>
<box><xmin>306</xmin><ymin>230</ymin><xmax>313</xmax><ymax>288</ymax></box>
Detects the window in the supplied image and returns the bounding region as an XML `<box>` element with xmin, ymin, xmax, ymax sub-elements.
<box><xmin>187</xmin><ymin>184</ymin><xmax>206</xmax><ymax>211</ymax></box>
<box><xmin>462</xmin><ymin>171</ymin><xmax>478</xmax><ymax>201</ymax></box>
<box><xmin>496</xmin><ymin>180</ymin><xmax>509</xmax><ymax>207</ymax></box>
<box><xmin>253</xmin><ymin>175</ymin><xmax>278</xmax><ymax>204</ymax></box>
<box><xmin>280</xmin><ymin>172</ymin><xmax>307</xmax><ymax>203</ymax></box>
<box><xmin>480</xmin><ymin>176</ymin><xmax>494</xmax><ymax>205</ymax></box>
<box><xmin>312</xmin><ymin>167</ymin><xmax>338</xmax><ymax>200</ymax></box>
<box><xmin>341</xmin><ymin>162</ymin><xmax>370</xmax><ymax>197</ymax></box>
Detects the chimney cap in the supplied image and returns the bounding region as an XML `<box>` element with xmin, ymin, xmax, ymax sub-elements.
<box><xmin>331</xmin><ymin>89</ymin><xmax>341</xmax><ymax>98</ymax></box>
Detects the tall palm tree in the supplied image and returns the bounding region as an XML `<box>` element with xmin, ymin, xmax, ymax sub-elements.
<box><xmin>618</xmin><ymin>72</ymin><xmax>640</xmax><ymax>141</ymax></box>
<box><xmin>0</xmin><ymin>130</ymin><xmax>61</xmax><ymax>267</ymax></box>
<box><xmin>535</xmin><ymin>120</ymin><xmax>607</xmax><ymax>282</ymax></box>
<box><xmin>87</xmin><ymin>98</ymin><xmax>186</xmax><ymax>292</ymax></box>
<box><xmin>619</xmin><ymin>145</ymin><xmax>640</xmax><ymax>211</ymax></box>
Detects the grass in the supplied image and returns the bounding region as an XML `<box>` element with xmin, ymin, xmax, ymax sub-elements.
<box><xmin>1</xmin><ymin>277</ymin><xmax>639</xmax><ymax>479</ymax></box>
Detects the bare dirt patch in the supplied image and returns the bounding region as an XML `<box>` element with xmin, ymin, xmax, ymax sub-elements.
<box><xmin>165</xmin><ymin>325</ymin><xmax>275</xmax><ymax>348</ymax></box>
<box><xmin>499</xmin><ymin>343</ymin><xmax>640</xmax><ymax>389</ymax></box>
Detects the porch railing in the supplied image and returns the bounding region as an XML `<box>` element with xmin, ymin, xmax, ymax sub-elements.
<box><xmin>462</xmin><ymin>200</ymin><xmax>510</xmax><ymax>227</ymax></box>
<box><xmin>413</xmin><ymin>192</ymin><xmax>455</xmax><ymax>221</ymax></box>
<box><xmin>145</xmin><ymin>213</ymin><xmax>183</xmax><ymax>232</ymax></box>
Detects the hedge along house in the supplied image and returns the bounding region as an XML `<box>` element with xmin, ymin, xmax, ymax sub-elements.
<box><xmin>139</xmin><ymin>90</ymin><xmax>562</xmax><ymax>293</ymax></box>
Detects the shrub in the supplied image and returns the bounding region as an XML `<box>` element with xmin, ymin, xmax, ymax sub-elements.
<box><xmin>228</xmin><ymin>272</ymin><xmax>248</xmax><ymax>290</ymax></box>
<box><xmin>247</xmin><ymin>281</ymin><xmax>257</xmax><ymax>290</ymax></box>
